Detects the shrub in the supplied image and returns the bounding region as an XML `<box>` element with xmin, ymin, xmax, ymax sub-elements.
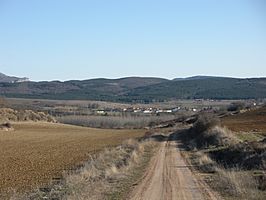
<box><xmin>3</xmin><ymin>122</ymin><xmax>12</xmax><ymax>128</ymax></box>
<box><xmin>204</xmin><ymin>126</ymin><xmax>238</xmax><ymax>147</ymax></box>
<box><xmin>210</xmin><ymin>140</ymin><xmax>266</xmax><ymax>170</ymax></box>
<box><xmin>189</xmin><ymin>113</ymin><xmax>238</xmax><ymax>148</ymax></box>
<box><xmin>0</xmin><ymin>122</ymin><xmax>14</xmax><ymax>130</ymax></box>
<box><xmin>227</xmin><ymin>102</ymin><xmax>245</xmax><ymax>112</ymax></box>
<box><xmin>193</xmin><ymin>151</ymin><xmax>217</xmax><ymax>173</ymax></box>
<box><xmin>193</xmin><ymin>113</ymin><xmax>220</xmax><ymax>133</ymax></box>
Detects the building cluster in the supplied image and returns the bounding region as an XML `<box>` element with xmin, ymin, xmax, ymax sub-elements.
<box><xmin>96</xmin><ymin>106</ymin><xmax>200</xmax><ymax>115</ymax></box>
<box><xmin>127</xmin><ymin>107</ymin><xmax>182</xmax><ymax>114</ymax></box>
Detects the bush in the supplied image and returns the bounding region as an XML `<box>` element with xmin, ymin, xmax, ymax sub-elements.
<box><xmin>210</xmin><ymin>140</ymin><xmax>266</xmax><ymax>170</ymax></box>
<box><xmin>227</xmin><ymin>102</ymin><xmax>245</xmax><ymax>112</ymax></box>
<box><xmin>204</xmin><ymin>126</ymin><xmax>238</xmax><ymax>147</ymax></box>
<box><xmin>193</xmin><ymin>151</ymin><xmax>217</xmax><ymax>173</ymax></box>
<box><xmin>3</xmin><ymin>122</ymin><xmax>12</xmax><ymax>128</ymax></box>
<box><xmin>0</xmin><ymin>122</ymin><xmax>14</xmax><ymax>131</ymax></box>
<box><xmin>189</xmin><ymin>113</ymin><xmax>238</xmax><ymax>148</ymax></box>
<box><xmin>193</xmin><ymin>113</ymin><xmax>220</xmax><ymax>133</ymax></box>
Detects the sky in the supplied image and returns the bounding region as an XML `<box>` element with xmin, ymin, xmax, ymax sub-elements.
<box><xmin>0</xmin><ymin>0</ymin><xmax>265</xmax><ymax>81</ymax></box>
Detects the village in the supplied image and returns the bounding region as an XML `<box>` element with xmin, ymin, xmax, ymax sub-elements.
<box><xmin>94</xmin><ymin>99</ymin><xmax>259</xmax><ymax>116</ymax></box>
<box><xmin>95</xmin><ymin>106</ymin><xmax>202</xmax><ymax>115</ymax></box>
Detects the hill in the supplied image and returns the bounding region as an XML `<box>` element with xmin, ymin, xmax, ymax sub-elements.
<box><xmin>125</xmin><ymin>77</ymin><xmax>266</xmax><ymax>101</ymax></box>
<box><xmin>0</xmin><ymin>72</ymin><xmax>29</xmax><ymax>83</ymax></box>
<box><xmin>0</xmin><ymin>74</ymin><xmax>266</xmax><ymax>102</ymax></box>
<box><xmin>0</xmin><ymin>76</ymin><xmax>168</xmax><ymax>101</ymax></box>
<box><xmin>173</xmin><ymin>75</ymin><xmax>221</xmax><ymax>81</ymax></box>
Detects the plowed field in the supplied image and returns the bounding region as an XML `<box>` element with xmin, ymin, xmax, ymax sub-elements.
<box><xmin>0</xmin><ymin>122</ymin><xmax>145</xmax><ymax>194</ymax></box>
<box><xmin>222</xmin><ymin>106</ymin><xmax>266</xmax><ymax>135</ymax></box>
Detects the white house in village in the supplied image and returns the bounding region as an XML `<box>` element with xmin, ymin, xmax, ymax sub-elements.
<box><xmin>96</xmin><ymin>110</ymin><xmax>106</xmax><ymax>115</ymax></box>
<box><xmin>143</xmin><ymin>110</ymin><xmax>153</xmax><ymax>114</ymax></box>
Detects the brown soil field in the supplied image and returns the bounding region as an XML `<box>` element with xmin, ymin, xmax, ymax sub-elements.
<box><xmin>222</xmin><ymin>106</ymin><xmax>266</xmax><ymax>135</ymax></box>
<box><xmin>0</xmin><ymin>122</ymin><xmax>145</xmax><ymax>194</ymax></box>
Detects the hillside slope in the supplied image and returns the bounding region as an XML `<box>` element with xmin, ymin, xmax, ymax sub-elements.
<box><xmin>0</xmin><ymin>77</ymin><xmax>168</xmax><ymax>101</ymax></box>
<box><xmin>126</xmin><ymin>77</ymin><xmax>266</xmax><ymax>101</ymax></box>
<box><xmin>0</xmin><ymin>76</ymin><xmax>266</xmax><ymax>101</ymax></box>
<box><xmin>0</xmin><ymin>73</ymin><xmax>29</xmax><ymax>83</ymax></box>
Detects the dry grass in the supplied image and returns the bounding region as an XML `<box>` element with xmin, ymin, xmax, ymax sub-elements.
<box><xmin>65</xmin><ymin>139</ymin><xmax>154</xmax><ymax>200</ymax></box>
<box><xmin>192</xmin><ymin>151</ymin><xmax>217</xmax><ymax>173</ymax></box>
<box><xmin>204</xmin><ymin>126</ymin><xmax>239</xmax><ymax>146</ymax></box>
<box><xmin>0</xmin><ymin>108</ymin><xmax>56</xmax><ymax>123</ymax></box>
<box><xmin>190</xmin><ymin>150</ymin><xmax>265</xmax><ymax>200</ymax></box>
<box><xmin>0</xmin><ymin>122</ymin><xmax>145</xmax><ymax>197</ymax></box>
<box><xmin>215</xmin><ymin>168</ymin><xmax>265</xmax><ymax>200</ymax></box>
<box><xmin>186</xmin><ymin>113</ymin><xmax>239</xmax><ymax>149</ymax></box>
<box><xmin>179</xmin><ymin>111</ymin><xmax>266</xmax><ymax>200</ymax></box>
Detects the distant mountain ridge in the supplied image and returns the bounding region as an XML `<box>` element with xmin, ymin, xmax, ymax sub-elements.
<box><xmin>127</xmin><ymin>77</ymin><xmax>266</xmax><ymax>101</ymax></box>
<box><xmin>0</xmin><ymin>73</ymin><xmax>266</xmax><ymax>102</ymax></box>
<box><xmin>173</xmin><ymin>75</ymin><xmax>222</xmax><ymax>81</ymax></box>
<box><xmin>0</xmin><ymin>73</ymin><xmax>29</xmax><ymax>83</ymax></box>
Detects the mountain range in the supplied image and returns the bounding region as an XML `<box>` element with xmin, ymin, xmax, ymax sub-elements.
<box><xmin>0</xmin><ymin>73</ymin><xmax>29</xmax><ymax>83</ymax></box>
<box><xmin>0</xmin><ymin>73</ymin><xmax>266</xmax><ymax>102</ymax></box>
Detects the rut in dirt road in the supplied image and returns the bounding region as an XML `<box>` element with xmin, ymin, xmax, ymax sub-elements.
<box><xmin>129</xmin><ymin>135</ymin><xmax>219</xmax><ymax>200</ymax></box>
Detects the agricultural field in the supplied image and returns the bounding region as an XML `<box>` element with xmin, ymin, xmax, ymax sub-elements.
<box><xmin>4</xmin><ymin>97</ymin><xmax>234</xmax><ymax>116</ymax></box>
<box><xmin>222</xmin><ymin>106</ymin><xmax>266</xmax><ymax>138</ymax></box>
<box><xmin>0</xmin><ymin>122</ymin><xmax>145</xmax><ymax>195</ymax></box>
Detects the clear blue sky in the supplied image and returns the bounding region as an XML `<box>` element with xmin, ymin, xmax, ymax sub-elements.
<box><xmin>0</xmin><ymin>0</ymin><xmax>265</xmax><ymax>81</ymax></box>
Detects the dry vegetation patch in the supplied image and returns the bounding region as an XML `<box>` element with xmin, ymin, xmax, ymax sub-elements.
<box><xmin>0</xmin><ymin>108</ymin><xmax>56</xmax><ymax>123</ymax></box>
<box><xmin>184</xmin><ymin>113</ymin><xmax>239</xmax><ymax>149</ymax></box>
<box><xmin>214</xmin><ymin>168</ymin><xmax>264</xmax><ymax>199</ymax></box>
<box><xmin>187</xmin><ymin>148</ymin><xmax>266</xmax><ymax>200</ymax></box>
<box><xmin>0</xmin><ymin>122</ymin><xmax>145</xmax><ymax>198</ymax></box>
<box><xmin>179</xmin><ymin>112</ymin><xmax>266</xmax><ymax>199</ymax></box>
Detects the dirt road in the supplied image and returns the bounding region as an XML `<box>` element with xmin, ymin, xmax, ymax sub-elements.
<box><xmin>129</xmin><ymin>136</ymin><xmax>219</xmax><ymax>200</ymax></box>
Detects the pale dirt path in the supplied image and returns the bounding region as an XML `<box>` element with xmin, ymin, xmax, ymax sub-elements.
<box><xmin>129</xmin><ymin>138</ymin><xmax>219</xmax><ymax>200</ymax></box>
